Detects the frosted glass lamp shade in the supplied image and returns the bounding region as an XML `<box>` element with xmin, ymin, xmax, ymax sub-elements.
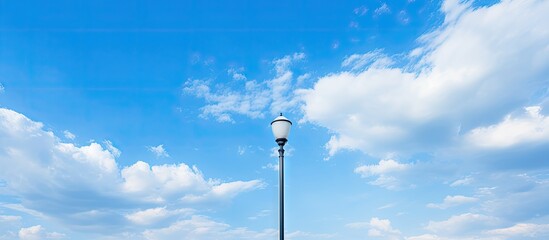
<box><xmin>271</xmin><ymin>114</ymin><xmax>292</xmax><ymax>140</ymax></box>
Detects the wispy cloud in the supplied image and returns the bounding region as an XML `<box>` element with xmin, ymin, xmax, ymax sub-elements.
<box><xmin>353</xmin><ymin>6</ymin><xmax>368</xmax><ymax>16</ymax></box>
<box><xmin>248</xmin><ymin>209</ymin><xmax>270</xmax><ymax>220</ymax></box>
<box><xmin>63</xmin><ymin>130</ymin><xmax>76</xmax><ymax>140</ymax></box>
<box><xmin>125</xmin><ymin>207</ymin><xmax>194</xmax><ymax>225</ymax></box>
<box><xmin>374</xmin><ymin>3</ymin><xmax>391</xmax><ymax>16</ymax></box>
<box><xmin>426</xmin><ymin>195</ymin><xmax>478</xmax><ymax>209</ymax></box>
<box><xmin>398</xmin><ymin>10</ymin><xmax>410</xmax><ymax>24</ymax></box>
<box><xmin>425</xmin><ymin>213</ymin><xmax>500</xmax><ymax>236</ymax></box>
<box><xmin>148</xmin><ymin>144</ymin><xmax>169</xmax><ymax>158</ymax></box>
<box><xmin>450</xmin><ymin>176</ymin><xmax>474</xmax><ymax>187</ymax></box>
<box><xmin>349</xmin><ymin>21</ymin><xmax>359</xmax><ymax>29</ymax></box>
<box><xmin>262</xmin><ymin>162</ymin><xmax>279</xmax><ymax>171</ymax></box>
<box><xmin>184</xmin><ymin>53</ymin><xmax>305</xmax><ymax>122</ymax></box>
<box><xmin>331</xmin><ymin>41</ymin><xmax>340</xmax><ymax>49</ymax></box>
<box><xmin>485</xmin><ymin>223</ymin><xmax>549</xmax><ymax>238</ymax></box>
<box><xmin>228</xmin><ymin>67</ymin><xmax>247</xmax><ymax>81</ymax></box>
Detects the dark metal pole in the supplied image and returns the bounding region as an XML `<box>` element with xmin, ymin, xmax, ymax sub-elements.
<box><xmin>277</xmin><ymin>139</ymin><xmax>286</xmax><ymax>240</ymax></box>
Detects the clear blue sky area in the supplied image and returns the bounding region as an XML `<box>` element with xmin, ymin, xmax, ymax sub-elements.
<box><xmin>1</xmin><ymin>0</ymin><xmax>549</xmax><ymax>239</ymax></box>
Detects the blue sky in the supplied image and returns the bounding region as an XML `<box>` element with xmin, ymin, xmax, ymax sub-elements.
<box><xmin>1</xmin><ymin>0</ymin><xmax>549</xmax><ymax>239</ymax></box>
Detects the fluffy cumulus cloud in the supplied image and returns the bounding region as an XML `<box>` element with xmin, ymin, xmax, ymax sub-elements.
<box><xmin>300</xmin><ymin>0</ymin><xmax>549</xmax><ymax>157</ymax></box>
<box><xmin>347</xmin><ymin>217</ymin><xmax>401</xmax><ymax>240</ymax></box>
<box><xmin>18</xmin><ymin>225</ymin><xmax>43</xmax><ymax>240</ymax></box>
<box><xmin>354</xmin><ymin>159</ymin><xmax>412</xmax><ymax>189</ymax></box>
<box><xmin>184</xmin><ymin>53</ymin><xmax>305</xmax><ymax>122</ymax></box>
<box><xmin>0</xmin><ymin>108</ymin><xmax>264</xmax><ymax>236</ymax></box>
<box><xmin>18</xmin><ymin>225</ymin><xmax>64</xmax><ymax>240</ymax></box>
<box><xmin>466</xmin><ymin>106</ymin><xmax>549</xmax><ymax>148</ymax></box>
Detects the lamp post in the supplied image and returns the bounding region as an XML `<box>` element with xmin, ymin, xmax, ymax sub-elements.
<box><xmin>271</xmin><ymin>113</ymin><xmax>292</xmax><ymax>240</ymax></box>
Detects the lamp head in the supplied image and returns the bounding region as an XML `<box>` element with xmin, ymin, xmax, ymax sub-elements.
<box><xmin>271</xmin><ymin>113</ymin><xmax>292</xmax><ymax>146</ymax></box>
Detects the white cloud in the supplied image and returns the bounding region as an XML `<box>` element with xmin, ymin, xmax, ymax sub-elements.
<box><xmin>126</xmin><ymin>207</ymin><xmax>194</xmax><ymax>225</ymax></box>
<box><xmin>63</xmin><ymin>130</ymin><xmax>75</xmax><ymax>140</ymax></box>
<box><xmin>477</xmin><ymin>173</ymin><xmax>549</xmax><ymax>221</ymax></box>
<box><xmin>1</xmin><ymin>204</ymin><xmax>45</xmax><ymax>219</ymax></box>
<box><xmin>346</xmin><ymin>218</ymin><xmax>401</xmax><ymax>239</ymax></box>
<box><xmin>56</xmin><ymin>142</ymin><xmax>118</xmax><ymax>173</ymax></box>
<box><xmin>183</xmin><ymin>79</ymin><xmax>270</xmax><ymax>122</ymax></box>
<box><xmin>466</xmin><ymin>106</ymin><xmax>549</xmax><ymax>148</ymax></box>
<box><xmin>296</xmin><ymin>73</ymin><xmax>311</xmax><ymax>85</ymax></box>
<box><xmin>345</xmin><ymin>221</ymin><xmax>369</xmax><ymax>229</ymax></box>
<box><xmin>484</xmin><ymin>223</ymin><xmax>549</xmax><ymax>238</ymax></box>
<box><xmin>286</xmin><ymin>230</ymin><xmax>334</xmax><ymax>239</ymax></box>
<box><xmin>349</xmin><ymin>21</ymin><xmax>359</xmax><ymax>29</ymax></box>
<box><xmin>142</xmin><ymin>215</ymin><xmax>277</xmax><ymax>240</ymax></box>
<box><xmin>441</xmin><ymin>0</ymin><xmax>471</xmax><ymax>24</ymax></box>
<box><xmin>121</xmin><ymin>161</ymin><xmax>264</xmax><ymax>203</ymax></box>
<box><xmin>237</xmin><ymin>145</ymin><xmax>248</xmax><ymax>155</ymax></box>
<box><xmin>0</xmin><ymin>108</ymin><xmax>264</xmax><ymax>231</ymax></box>
<box><xmin>426</xmin><ymin>195</ymin><xmax>478</xmax><ymax>209</ymax></box>
<box><xmin>104</xmin><ymin>140</ymin><xmax>121</xmax><ymax>157</ymax></box>
<box><xmin>270</xmin><ymin>146</ymin><xmax>294</xmax><ymax>158</ymax></box>
<box><xmin>355</xmin><ymin>159</ymin><xmax>410</xmax><ymax>176</ymax></box>
<box><xmin>369</xmin><ymin>217</ymin><xmax>401</xmax><ymax>240</ymax></box>
<box><xmin>262</xmin><ymin>162</ymin><xmax>279</xmax><ymax>171</ymax></box>
<box><xmin>19</xmin><ymin>225</ymin><xmax>43</xmax><ymax>240</ymax></box>
<box><xmin>425</xmin><ymin>213</ymin><xmax>500</xmax><ymax>236</ymax></box>
<box><xmin>147</xmin><ymin>144</ymin><xmax>169</xmax><ymax>158</ymax></box>
<box><xmin>374</xmin><ymin>3</ymin><xmax>391</xmax><ymax>16</ymax></box>
<box><xmin>300</xmin><ymin>0</ymin><xmax>549</xmax><ymax>157</ymax></box>
<box><xmin>269</xmin><ymin>52</ymin><xmax>305</xmax><ymax>115</ymax></box>
<box><xmin>342</xmin><ymin>50</ymin><xmax>394</xmax><ymax>71</ymax></box>
<box><xmin>354</xmin><ymin>159</ymin><xmax>411</xmax><ymax>190</ymax></box>
<box><xmin>405</xmin><ymin>234</ymin><xmax>440</xmax><ymax>240</ymax></box>
<box><xmin>353</xmin><ymin>6</ymin><xmax>368</xmax><ymax>16</ymax></box>
<box><xmin>181</xmin><ymin>180</ymin><xmax>264</xmax><ymax>203</ymax></box>
<box><xmin>398</xmin><ymin>10</ymin><xmax>410</xmax><ymax>25</ymax></box>
<box><xmin>332</xmin><ymin>41</ymin><xmax>340</xmax><ymax>49</ymax></box>
<box><xmin>408</xmin><ymin>222</ymin><xmax>549</xmax><ymax>240</ymax></box>
<box><xmin>248</xmin><ymin>210</ymin><xmax>270</xmax><ymax>220</ymax></box>
<box><xmin>184</xmin><ymin>53</ymin><xmax>305</xmax><ymax>122</ymax></box>
<box><xmin>46</xmin><ymin>232</ymin><xmax>65</xmax><ymax>239</ymax></box>
<box><xmin>450</xmin><ymin>177</ymin><xmax>473</xmax><ymax>187</ymax></box>
<box><xmin>0</xmin><ymin>215</ymin><xmax>21</xmax><ymax>222</ymax></box>
<box><xmin>227</xmin><ymin>67</ymin><xmax>247</xmax><ymax>81</ymax></box>
<box><xmin>18</xmin><ymin>225</ymin><xmax>66</xmax><ymax>240</ymax></box>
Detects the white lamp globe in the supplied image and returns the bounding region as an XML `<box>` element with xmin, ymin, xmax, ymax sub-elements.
<box><xmin>271</xmin><ymin>113</ymin><xmax>292</xmax><ymax>141</ymax></box>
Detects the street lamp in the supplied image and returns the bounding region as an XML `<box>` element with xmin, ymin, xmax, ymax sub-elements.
<box><xmin>271</xmin><ymin>113</ymin><xmax>292</xmax><ymax>240</ymax></box>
